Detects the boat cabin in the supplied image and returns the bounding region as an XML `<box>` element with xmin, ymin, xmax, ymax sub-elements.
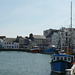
<box><xmin>52</xmin><ymin>55</ymin><xmax>74</xmax><ymax>63</ymax></box>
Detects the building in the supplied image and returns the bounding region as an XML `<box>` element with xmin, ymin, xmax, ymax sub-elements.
<box><xmin>44</xmin><ymin>27</ymin><xmax>75</xmax><ymax>50</ymax></box>
<box><xmin>58</xmin><ymin>27</ymin><xmax>68</xmax><ymax>49</ymax></box>
<box><xmin>33</xmin><ymin>35</ymin><xmax>46</xmax><ymax>49</ymax></box>
<box><xmin>44</xmin><ymin>29</ymin><xmax>59</xmax><ymax>47</ymax></box>
<box><xmin>71</xmin><ymin>28</ymin><xmax>75</xmax><ymax>54</ymax></box>
<box><xmin>0</xmin><ymin>36</ymin><xmax>6</xmax><ymax>49</ymax></box>
<box><xmin>51</xmin><ymin>32</ymin><xmax>59</xmax><ymax>48</ymax></box>
<box><xmin>16</xmin><ymin>36</ymin><xmax>24</xmax><ymax>48</ymax></box>
<box><xmin>44</xmin><ymin>29</ymin><xmax>53</xmax><ymax>37</ymax></box>
<box><xmin>0</xmin><ymin>36</ymin><xmax>6</xmax><ymax>39</ymax></box>
<box><xmin>2</xmin><ymin>38</ymin><xmax>19</xmax><ymax>49</ymax></box>
<box><xmin>0</xmin><ymin>39</ymin><xmax>2</xmax><ymax>48</ymax></box>
<box><xmin>29</xmin><ymin>33</ymin><xmax>46</xmax><ymax>49</ymax></box>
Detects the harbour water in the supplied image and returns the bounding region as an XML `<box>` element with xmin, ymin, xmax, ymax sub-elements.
<box><xmin>0</xmin><ymin>51</ymin><xmax>65</xmax><ymax>75</ymax></box>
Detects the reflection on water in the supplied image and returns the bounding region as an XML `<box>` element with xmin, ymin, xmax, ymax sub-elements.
<box><xmin>50</xmin><ymin>71</ymin><xmax>65</xmax><ymax>75</ymax></box>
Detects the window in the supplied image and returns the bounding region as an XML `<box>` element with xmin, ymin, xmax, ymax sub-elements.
<box><xmin>68</xmin><ymin>57</ymin><xmax>70</xmax><ymax>61</ymax></box>
<box><xmin>71</xmin><ymin>57</ymin><xmax>73</xmax><ymax>62</ymax></box>
<box><xmin>9</xmin><ymin>43</ymin><xmax>11</xmax><ymax>44</ymax></box>
<box><xmin>64</xmin><ymin>57</ymin><xmax>67</xmax><ymax>61</ymax></box>
<box><xmin>12</xmin><ymin>43</ymin><xmax>14</xmax><ymax>45</ymax></box>
<box><xmin>53</xmin><ymin>57</ymin><xmax>55</xmax><ymax>60</ymax></box>
<box><xmin>12</xmin><ymin>46</ymin><xmax>14</xmax><ymax>48</ymax></box>
<box><xmin>7</xmin><ymin>46</ymin><xmax>8</xmax><ymax>48</ymax></box>
<box><xmin>17</xmin><ymin>46</ymin><xmax>18</xmax><ymax>48</ymax></box>
<box><xmin>5</xmin><ymin>46</ymin><xmax>6</xmax><ymax>48</ymax></box>
<box><xmin>57</xmin><ymin>57</ymin><xmax>59</xmax><ymax>60</ymax></box>
<box><xmin>61</xmin><ymin>57</ymin><xmax>63</xmax><ymax>60</ymax></box>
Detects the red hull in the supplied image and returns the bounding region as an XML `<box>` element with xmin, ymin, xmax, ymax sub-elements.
<box><xmin>30</xmin><ymin>49</ymin><xmax>40</xmax><ymax>53</ymax></box>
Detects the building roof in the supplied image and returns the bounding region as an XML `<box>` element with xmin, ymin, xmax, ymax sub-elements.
<box><xmin>33</xmin><ymin>35</ymin><xmax>46</xmax><ymax>39</ymax></box>
<box><xmin>16</xmin><ymin>36</ymin><xmax>25</xmax><ymax>44</ymax></box>
<box><xmin>4</xmin><ymin>38</ymin><xmax>16</xmax><ymax>43</ymax></box>
<box><xmin>46</xmin><ymin>30</ymin><xmax>59</xmax><ymax>38</ymax></box>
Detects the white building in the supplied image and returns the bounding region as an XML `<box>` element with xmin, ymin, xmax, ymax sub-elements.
<box><xmin>0</xmin><ymin>36</ymin><xmax>6</xmax><ymax>48</ymax></box>
<box><xmin>0</xmin><ymin>39</ymin><xmax>3</xmax><ymax>48</ymax></box>
<box><xmin>71</xmin><ymin>28</ymin><xmax>75</xmax><ymax>53</ymax></box>
<box><xmin>2</xmin><ymin>38</ymin><xmax>19</xmax><ymax>49</ymax></box>
<box><xmin>51</xmin><ymin>32</ymin><xmax>59</xmax><ymax>48</ymax></box>
<box><xmin>44</xmin><ymin>29</ymin><xmax>59</xmax><ymax>48</ymax></box>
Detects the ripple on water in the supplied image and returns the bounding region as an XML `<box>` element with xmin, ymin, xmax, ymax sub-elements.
<box><xmin>0</xmin><ymin>51</ymin><xmax>51</xmax><ymax>75</ymax></box>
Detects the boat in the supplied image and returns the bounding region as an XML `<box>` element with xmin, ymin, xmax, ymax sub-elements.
<box><xmin>30</xmin><ymin>46</ymin><xmax>40</xmax><ymax>53</ymax></box>
<box><xmin>51</xmin><ymin>50</ymin><xmax>74</xmax><ymax>73</ymax></box>
<box><xmin>44</xmin><ymin>45</ymin><xmax>56</xmax><ymax>54</ymax></box>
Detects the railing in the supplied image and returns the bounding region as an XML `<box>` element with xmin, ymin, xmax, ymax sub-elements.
<box><xmin>66</xmin><ymin>64</ymin><xmax>75</xmax><ymax>75</ymax></box>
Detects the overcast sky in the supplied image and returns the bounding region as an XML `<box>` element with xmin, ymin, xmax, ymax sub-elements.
<box><xmin>0</xmin><ymin>0</ymin><xmax>75</xmax><ymax>37</ymax></box>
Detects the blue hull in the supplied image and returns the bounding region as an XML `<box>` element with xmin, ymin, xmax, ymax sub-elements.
<box><xmin>51</xmin><ymin>61</ymin><xmax>71</xmax><ymax>73</ymax></box>
<box><xmin>44</xmin><ymin>47</ymin><xmax>56</xmax><ymax>54</ymax></box>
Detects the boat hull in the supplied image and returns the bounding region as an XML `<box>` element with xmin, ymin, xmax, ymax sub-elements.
<box><xmin>44</xmin><ymin>47</ymin><xmax>56</xmax><ymax>54</ymax></box>
<box><xmin>30</xmin><ymin>49</ymin><xmax>40</xmax><ymax>53</ymax></box>
<box><xmin>51</xmin><ymin>61</ymin><xmax>71</xmax><ymax>73</ymax></box>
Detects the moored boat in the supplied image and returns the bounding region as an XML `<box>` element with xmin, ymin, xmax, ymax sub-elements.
<box><xmin>51</xmin><ymin>50</ymin><xmax>74</xmax><ymax>73</ymax></box>
<box><xmin>30</xmin><ymin>46</ymin><xmax>40</xmax><ymax>53</ymax></box>
<box><xmin>44</xmin><ymin>45</ymin><xmax>56</xmax><ymax>54</ymax></box>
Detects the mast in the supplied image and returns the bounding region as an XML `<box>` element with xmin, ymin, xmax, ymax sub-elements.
<box><xmin>71</xmin><ymin>1</ymin><xmax>72</xmax><ymax>29</ymax></box>
<box><xmin>68</xmin><ymin>1</ymin><xmax>73</xmax><ymax>54</ymax></box>
<box><xmin>70</xmin><ymin>1</ymin><xmax>73</xmax><ymax>54</ymax></box>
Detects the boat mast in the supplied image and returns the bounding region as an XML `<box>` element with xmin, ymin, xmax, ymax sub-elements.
<box><xmin>71</xmin><ymin>1</ymin><xmax>72</xmax><ymax>29</ymax></box>
<box><xmin>69</xmin><ymin>1</ymin><xmax>73</xmax><ymax>54</ymax></box>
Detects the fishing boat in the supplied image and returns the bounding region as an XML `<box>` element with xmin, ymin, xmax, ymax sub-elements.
<box><xmin>30</xmin><ymin>46</ymin><xmax>40</xmax><ymax>53</ymax></box>
<box><xmin>44</xmin><ymin>45</ymin><xmax>56</xmax><ymax>54</ymax></box>
<box><xmin>51</xmin><ymin>50</ymin><xmax>74</xmax><ymax>73</ymax></box>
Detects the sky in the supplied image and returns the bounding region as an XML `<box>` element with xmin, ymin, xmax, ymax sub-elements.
<box><xmin>0</xmin><ymin>0</ymin><xmax>75</xmax><ymax>37</ymax></box>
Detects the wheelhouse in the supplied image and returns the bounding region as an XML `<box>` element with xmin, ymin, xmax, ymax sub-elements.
<box><xmin>52</xmin><ymin>55</ymin><xmax>74</xmax><ymax>63</ymax></box>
